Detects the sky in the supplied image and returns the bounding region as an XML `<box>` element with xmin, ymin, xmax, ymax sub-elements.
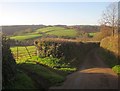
<box><xmin>0</xmin><ymin>1</ymin><xmax>112</xmax><ymax>25</ymax></box>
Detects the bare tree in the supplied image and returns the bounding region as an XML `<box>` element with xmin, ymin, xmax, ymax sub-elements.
<box><xmin>100</xmin><ymin>2</ymin><xmax>118</xmax><ymax>36</ymax></box>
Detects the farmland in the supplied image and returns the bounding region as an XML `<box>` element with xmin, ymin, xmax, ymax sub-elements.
<box><xmin>10</xmin><ymin>26</ymin><xmax>78</xmax><ymax>41</ymax></box>
<box><xmin>88</xmin><ymin>32</ymin><xmax>96</xmax><ymax>37</ymax></box>
<box><xmin>36</xmin><ymin>26</ymin><xmax>77</xmax><ymax>37</ymax></box>
<box><xmin>10</xmin><ymin>33</ymin><xmax>42</xmax><ymax>40</ymax></box>
<box><xmin>10</xmin><ymin>46</ymin><xmax>36</xmax><ymax>63</ymax></box>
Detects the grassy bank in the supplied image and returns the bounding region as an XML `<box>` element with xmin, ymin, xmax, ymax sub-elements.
<box><xmin>97</xmin><ymin>47</ymin><xmax>119</xmax><ymax>75</ymax></box>
<box><xmin>36</xmin><ymin>26</ymin><xmax>77</xmax><ymax>37</ymax></box>
<box><xmin>99</xmin><ymin>35</ymin><xmax>120</xmax><ymax>75</ymax></box>
<box><xmin>10</xmin><ymin>45</ymin><xmax>77</xmax><ymax>89</ymax></box>
<box><xmin>10</xmin><ymin>33</ymin><xmax>42</xmax><ymax>40</ymax></box>
<box><xmin>10</xmin><ymin>38</ymin><xmax>100</xmax><ymax>89</ymax></box>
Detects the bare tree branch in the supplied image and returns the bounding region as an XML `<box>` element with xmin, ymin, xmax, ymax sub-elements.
<box><xmin>99</xmin><ymin>2</ymin><xmax>118</xmax><ymax>36</ymax></box>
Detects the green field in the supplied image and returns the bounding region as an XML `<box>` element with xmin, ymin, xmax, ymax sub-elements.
<box><xmin>88</xmin><ymin>32</ymin><xmax>96</xmax><ymax>37</ymax></box>
<box><xmin>36</xmin><ymin>26</ymin><xmax>77</xmax><ymax>37</ymax></box>
<box><xmin>36</xmin><ymin>26</ymin><xmax>65</xmax><ymax>33</ymax></box>
<box><xmin>10</xmin><ymin>33</ymin><xmax>42</xmax><ymax>40</ymax></box>
<box><xmin>11</xmin><ymin>46</ymin><xmax>36</xmax><ymax>63</ymax></box>
<box><xmin>10</xmin><ymin>26</ymin><xmax>78</xmax><ymax>40</ymax></box>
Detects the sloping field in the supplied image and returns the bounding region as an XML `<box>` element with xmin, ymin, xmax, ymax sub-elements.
<box><xmin>10</xmin><ymin>33</ymin><xmax>42</xmax><ymax>40</ymax></box>
<box><xmin>36</xmin><ymin>26</ymin><xmax>77</xmax><ymax>37</ymax></box>
<box><xmin>10</xmin><ymin>26</ymin><xmax>77</xmax><ymax>40</ymax></box>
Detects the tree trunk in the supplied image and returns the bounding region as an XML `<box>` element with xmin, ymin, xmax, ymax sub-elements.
<box><xmin>112</xmin><ymin>27</ymin><xmax>115</xmax><ymax>36</ymax></box>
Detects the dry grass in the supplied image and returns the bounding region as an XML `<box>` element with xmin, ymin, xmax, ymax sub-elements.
<box><xmin>100</xmin><ymin>34</ymin><xmax>119</xmax><ymax>57</ymax></box>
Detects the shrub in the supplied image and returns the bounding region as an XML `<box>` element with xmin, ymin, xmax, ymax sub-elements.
<box><xmin>112</xmin><ymin>65</ymin><xmax>120</xmax><ymax>75</ymax></box>
<box><xmin>34</xmin><ymin>38</ymin><xmax>99</xmax><ymax>67</ymax></box>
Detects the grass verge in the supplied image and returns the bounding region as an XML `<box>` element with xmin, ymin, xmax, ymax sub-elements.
<box><xmin>97</xmin><ymin>47</ymin><xmax>119</xmax><ymax>74</ymax></box>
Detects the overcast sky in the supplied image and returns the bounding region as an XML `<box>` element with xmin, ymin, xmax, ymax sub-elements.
<box><xmin>0</xmin><ymin>2</ymin><xmax>112</xmax><ymax>25</ymax></box>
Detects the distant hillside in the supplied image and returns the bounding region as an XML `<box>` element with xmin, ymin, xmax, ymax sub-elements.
<box><xmin>2</xmin><ymin>25</ymin><xmax>45</xmax><ymax>35</ymax></box>
<box><xmin>2</xmin><ymin>25</ymin><xmax>100</xmax><ymax>36</ymax></box>
<box><xmin>69</xmin><ymin>25</ymin><xmax>100</xmax><ymax>33</ymax></box>
<box><xmin>36</xmin><ymin>26</ymin><xmax>77</xmax><ymax>38</ymax></box>
<box><xmin>10</xmin><ymin>26</ymin><xmax>78</xmax><ymax>40</ymax></box>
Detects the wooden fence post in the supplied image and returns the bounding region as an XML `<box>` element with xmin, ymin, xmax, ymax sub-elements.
<box><xmin>34</xmin><ymin>41</ymin><xmax>40</xmax><ymax>57</ymax></box>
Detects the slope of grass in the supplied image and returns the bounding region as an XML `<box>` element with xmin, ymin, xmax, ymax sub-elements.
<box><xmin>99</xmin><ymin>35</ymin><xmax>120</xmax><ymax>75</ymax></box>
<box><xmin>19</xmin><ymin>63</ymin><xmax>65</xmax><ymax>85</ymax></box>
<box><xmin>97</xmin><ymin>47</ymin><xmax>119</xmax><ymax>75</ymax></box>
<box><xmin>10</xmin><ymin>26</ymin><xmax>78</xmax><ymax>40</ymax></box>
<box><xmin>100</xmin><ymin>35</ymin><xmax>119</xmax><ymax>56</ymax></box>
<box><xmin>10</xmin><ymin>33</ymin><xmax>42</xmax><ymax>40</ymax></box>
<box><xmin>88</xmin><ymin>32</ymin><xmax>96</xmax><ymax>37</ymax></box>
<box><xmin>98</xmin><ymin>47</ymin><xmax>118</xmax><ymax>68</ymax></box>
<box><xmin>47</xmin><ymin>29</ymin><xmax>77</xmax><ymax>37</ymax></box>
<box><xmin>36</xmin><ymin>26</ymin><xmax>77</xmax><ymax>37</ymax></box>
<box><xmin>29</xmin><ymin>56</ymin><xmax>76</xmax><ymax>72</ymax></box>
<box><xmin>36</xmin><ymin>26</ymin><xmax>65</xmax><ymax>33</ymax></box>
<box><xmin>12</xmin><ymin>71</ymin><xmax>35</xmax><ymax>89</ymax></box>
<box><xmin>10</xmin><ymin>62</ymin><xmax>65</xmax><ymax>89</ymax></box>
<box><xmin>10</xmin><ymin>46</ymin><xmax>69</xmax><ymax>88</ymax></box>
<box><xmin>10</xmin><ymin>45</ymin><xmax>77</xmax><ymax>88</ymax></box>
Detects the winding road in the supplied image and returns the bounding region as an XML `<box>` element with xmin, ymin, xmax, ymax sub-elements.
<box><xmin>50</xmin><ymin>48</ymin><xmax>118</xmax><ymax>89</ymax></box>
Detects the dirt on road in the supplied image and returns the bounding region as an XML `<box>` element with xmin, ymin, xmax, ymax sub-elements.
<box><xmin>50</xmin><ymin>48</ymin><xmax>118</xmax><ymax>89</ymax></box>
